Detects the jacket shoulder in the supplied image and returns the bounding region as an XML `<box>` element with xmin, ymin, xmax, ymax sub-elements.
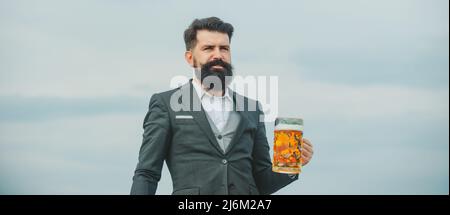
<box><xmin>154</xmin><ymin>87</ymin><xmax>181</xmax><ymax>100</ymax></box>
<box><xmin>149</xmin><ymin>82</ymin><xmax>190</xmax><ymax>108</ymax></box>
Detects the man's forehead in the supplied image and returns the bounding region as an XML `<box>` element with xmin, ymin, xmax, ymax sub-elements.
<box><xmin>196</xmin><ymin>30</ymin><xmax>230</xmax><ymax>45</ymax></box>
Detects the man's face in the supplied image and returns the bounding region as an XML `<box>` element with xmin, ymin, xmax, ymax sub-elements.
<box><xmin>185</xmin><ymin>30</ymin><xmax>233</xmax><ymax>90</ymax></box>
<box><xmin>187</xmin><ymin>30</ymin><xmax>231</xmax><ymax>70</ymax></box>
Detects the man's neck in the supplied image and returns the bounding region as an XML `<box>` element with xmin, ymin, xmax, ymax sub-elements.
<box><xmin>193</xmin><ymin>77</ymin><xmax>225</xmax><ymax>97</ymax></box>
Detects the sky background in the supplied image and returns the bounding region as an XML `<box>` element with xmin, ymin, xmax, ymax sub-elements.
<box><xmin>0</xmin><ymin>0</ymin><xmax>448</xmax><ymax>194</ymax></box>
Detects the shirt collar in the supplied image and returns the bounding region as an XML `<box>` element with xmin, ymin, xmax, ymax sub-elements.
<box><xmin>192</xmin><ymin>78</ymin><xmax>233</xmax><ymax>101</ymax></box>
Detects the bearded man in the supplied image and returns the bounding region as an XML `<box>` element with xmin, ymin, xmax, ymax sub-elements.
<box><xmin>131</xmin><ymin>17</ymin><xmax>314</xmax><ymax>195</ymax></box>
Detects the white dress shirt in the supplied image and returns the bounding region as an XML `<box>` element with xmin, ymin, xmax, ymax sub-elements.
<box><xmin>192</xmin><ymin>79</ymin><xmax>233</xmax><ymax>132</ymax></box>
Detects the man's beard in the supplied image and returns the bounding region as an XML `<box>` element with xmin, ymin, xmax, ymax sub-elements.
<box><xmin>194</xmin><ymin>59</ymin><xmax>233</xmax><ymax>92</ymax></box>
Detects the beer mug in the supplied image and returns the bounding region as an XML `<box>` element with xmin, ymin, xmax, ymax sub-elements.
<box><xmin>272</xmin><ymin>117</ymin><xmax>303</xmax><ymax>174</ymax></box>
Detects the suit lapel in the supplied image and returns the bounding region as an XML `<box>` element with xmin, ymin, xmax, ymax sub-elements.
<box><xmin>225</xmin><ymin>91</ymin><xmax>254</xmax><ymax>155</ymax></box>
<box><xmin>183</xmin><ymin>80</ymin><xmax>224</xmax><ymax>154</ymax></box>
<box><xmin>225</xmin><ymin>111</ymin><xmax>249</xmax><ymax>154</ymax></box>
<box><xmin>180</xmin><ymin>80</ymin><xmax>257</xmax><ymax>155</ymax></box>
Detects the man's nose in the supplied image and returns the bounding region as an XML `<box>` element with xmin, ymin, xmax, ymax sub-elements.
<box><xmin>211</xmin><ymin>48</ymin><xmax>223</xmax><ymax>60</ymax></box>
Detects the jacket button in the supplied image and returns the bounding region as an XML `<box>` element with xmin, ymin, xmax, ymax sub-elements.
<box><xmin>217</xmin><ymin>135</ymin><xmax>223</xmax><ymax>139</ymax></box>
<box><xmin>228</xmin><ymin>183</ymin><xmax>235</xmax><ymax>189</ymax></box>
<box><xmin>222</xmin><ymin>159</ymin><xmax>228</xmax><ymax>165</ymax></box>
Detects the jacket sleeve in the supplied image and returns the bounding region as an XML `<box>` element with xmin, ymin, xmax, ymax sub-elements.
<box><xmin>251</xmin><ymin>102</ymin><xmax>298</xmax><ymax>195</ymax></box>
<box><xmin>130</xmin><ymin>93</ymin><xmax>172</xmax><ymax>195</ymax></box>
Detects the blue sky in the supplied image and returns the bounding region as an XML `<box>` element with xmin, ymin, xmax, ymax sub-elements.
<box><xmin>0</xmin><ymin>0</ymin><xmax>448</xmax><ymax>194</ymax></box>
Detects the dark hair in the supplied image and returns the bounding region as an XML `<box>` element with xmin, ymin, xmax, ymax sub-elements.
<box><xmin>183</xmin><ymin>17</ymin><xmax>234</xmax><ymax>51</ymax></box>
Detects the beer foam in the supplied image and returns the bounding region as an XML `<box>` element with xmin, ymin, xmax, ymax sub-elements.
<box><xmin>274</xmin><ymin>124</ymin><xmax>303</xmax><ymax>131</ymax></box>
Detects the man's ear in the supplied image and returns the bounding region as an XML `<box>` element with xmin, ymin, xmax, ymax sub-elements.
<box><xmin>185</xmin><ymin>50</ymin><xmax>194</xmax><ymax>68</ymax></box>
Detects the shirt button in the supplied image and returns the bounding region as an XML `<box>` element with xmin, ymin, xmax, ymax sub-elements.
<box><xmin>222</xmin><ymin>159</ymin><xmax>228</xmax><ymax>165</ymax></box>
<box><xmin>217</xmin><ymin>135</ymin><xmax>223</xmax><ymax>139</ymax></box>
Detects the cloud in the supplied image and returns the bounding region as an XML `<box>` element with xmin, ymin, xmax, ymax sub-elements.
<box><xmin>231</xmin><ymin>61</ymin><xmax>448</xmax><ymax>120</ymax></box>
<box><xmin>0</xmin><ymin>96</ymin><xmax>148</xmax><ymax>121</ymax></box>
<box><xmin>2</xmin><ymin>0</ymin><xmax>448</xmax><ymax>98</ymax></box>
<box><xmin>0</xmin><ymin>113</ymin><xmax>143</xmax><ymax>194</ymax></box>
<box><xmin>280</xmin><ymin>77</ymin><xmax>449</xmax><ymax>121</ymax></box>
<box><xmin>0</xmin><ymin>20</ymin><xmax>186</xmax><ymax>98</ymax></box>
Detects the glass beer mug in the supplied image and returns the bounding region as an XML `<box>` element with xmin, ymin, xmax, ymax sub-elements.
<box><xmin>272</xmin><ymin>117</ymin><xmax>303</xmax><ymax>174</ymax></box>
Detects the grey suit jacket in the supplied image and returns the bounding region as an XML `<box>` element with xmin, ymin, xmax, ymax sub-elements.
<box><xmin>131</xmin><ymin>80</ymin><xmax>297</xmax><ymax>195</ymax></box>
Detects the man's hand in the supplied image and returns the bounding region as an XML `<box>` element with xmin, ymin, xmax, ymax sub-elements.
<box><xmin>301</xmin><ymin>138</ymin><xmax>313</xmax><ymax>166</ymax></box>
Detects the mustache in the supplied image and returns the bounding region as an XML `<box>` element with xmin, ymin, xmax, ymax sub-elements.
<box><xmin>201</xmin><ymin>59</ymin><xmax>233</xmax><ymax>72</ymax></box>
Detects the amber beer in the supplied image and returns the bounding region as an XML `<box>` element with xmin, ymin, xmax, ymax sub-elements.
<box><xmin>272</xmin><ymin>117</ymin><xmax>303</xmax><ymax>174</ymax></box>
